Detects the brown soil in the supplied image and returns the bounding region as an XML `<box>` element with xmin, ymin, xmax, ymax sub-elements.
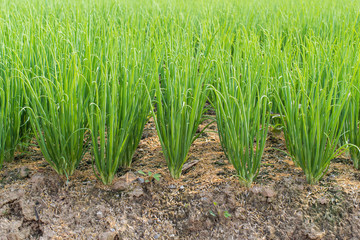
<box><xmin>0</xmin><ymin>117</ymin><xmax>359</xmax><ymax>239</ymax></box>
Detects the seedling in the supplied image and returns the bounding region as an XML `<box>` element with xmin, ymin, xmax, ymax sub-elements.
<box><xmin>137</xmin><ymin>170</ymin><xmax>161</xmax><ymax>182</ymax></box>
<box><xmin>223</xmin><ymin>211</ymin><xmax>232</xmax><ymax>218</ymax></box>
<box><xmin>209</xmin><ymin>202</ymin><xmax>232</xmax><ymax>218</ymax></box>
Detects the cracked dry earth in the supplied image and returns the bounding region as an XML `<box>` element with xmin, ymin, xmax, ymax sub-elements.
<box><xmin>0</xmin><ymin>118</ymin><xmax>360</xmax><ymax>239</ymax></box>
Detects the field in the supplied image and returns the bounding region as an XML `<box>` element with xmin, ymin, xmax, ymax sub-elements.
<box><xmin>0</xmin><ymin>0</ymin><xmax>360</xmax><ymax>239</ymax></box>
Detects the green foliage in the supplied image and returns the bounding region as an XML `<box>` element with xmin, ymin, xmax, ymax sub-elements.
<box><xmin>87</xmin><ymin>22</ymin><xmax>157</xmax><ymax>185</ymax></box>
<box><xmin>152</xmin><ymin>17</ymin><xmax>215</xmax><ymax>179</ymax></box>
<box><xmin>137</xmin><ymin>170</ymin><xmax>161</xmax><ymax>182</ymax></box>
<box><xmin>1</xmin><ymin>0</ymin><xmax>360</xmax><ymax>186</ymax></box>
<box><xmin>212</xmin><ymin>29</ymin><xmax>271</xmax><ymax>187</ymax></box>
<box><xmin>346</xmin><ymin>79</ymin><xmax>360</xmax><ymax>169</ymax></box>
<box><xmin>209</xmin><ymin>202</ymin><xmax>232</xmax><ymax>218</ymax></box>
<box><xmin>0</xmin><ymin>79</ymin><xmax>8</xmax><ymax>168</ymax></box>
<box><xmin>23</xmin><ymin>52</ymin><xmax>89</xmax><ymax>177</ymax></box>
<box><xmin>0</xmin><ymin>30</ymin><xmax>31</xmax><ymax>169</ymax></box>
<box><xmin>275</xmin><ymin>53</ymin><xmax>351</xmax><ymax>184</ymax></box>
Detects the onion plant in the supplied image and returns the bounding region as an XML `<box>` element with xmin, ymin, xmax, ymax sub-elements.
<box><xmin>212</xmin><ymin>32</ymin><xmax>271</xmax><ymax>187</ymax></box>
<box><xmin>18</xmin><ymin>7</ymin><xmax>91</xmax><ymax>177</ymax></box>
<box><xmin>87</xmin><ymin>23</ymin><xmax>157</xmax><ymax>185</ymax></box>
<box><xmin>276</xmin><ymin>50</ymin><xmax>350</xmax><ymax>184</ymax></box>
<box><xmin>0</xmin><ymin>49</ymin><xmax>30</xmax><ymax>169</ymax></box>
<box><xmin>0</xmin><ymin>79</ymin><xmax>9</xmax><ymax>168</ymax></box>
<box><xmin>347</xmin><ymin>82</ymin><xmax>360</xmax><ymax>169</ymax></box>
<box><xmin>23</xmin><ymin>52</ymin><xmax>89</xmax><ymax>178</ymax></box>
<box><xmin>0</xmin><ymin>22</ymin><xmax>31</xmax><ymax>167</ymax></box>
<box><xmin>4</xmin><ymin>75</ymin><xmax>30</xmax><ymax>162</ymax></box>
<box><xmin>342</xmin><ymin>24</ymin><xmax>360</xmax><ymax>170</ymax></box>
<box><xmin>153</xmin><ymin>19</ymin><xmax>214</xmax><ymax>179</ymax></box>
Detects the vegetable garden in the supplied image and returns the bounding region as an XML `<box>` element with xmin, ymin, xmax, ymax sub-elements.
<box><xmin>0</xmin><ymin>0</ymin><xmax>359</xmax><ymax>238</ymax></box>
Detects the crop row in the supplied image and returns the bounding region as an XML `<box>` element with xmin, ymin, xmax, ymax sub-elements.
<box><xmin>0</xmin><ymin>0</ymin><xmax>359</xmax><ymax>186</ymax></box>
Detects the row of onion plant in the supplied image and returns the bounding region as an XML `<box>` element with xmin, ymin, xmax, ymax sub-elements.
<box><xmin>0</xmin><ymin>0</ymin><xmax>359</xmax><ymax>186</ymax></box>
<box><xmin>211</xmin><ymin>29</ymin><xmax>271</xmax><ymax>187</ymax></box>
<box><xmin>87</xmin><ymin>19</ymin><xmax>158</xmax><ymax>184</ymax></box>
<box><xmin>152</xmin><ymin>16</ymin><xmax>215</xmax><ymax>179</ymax></box>
<box><xmin>0</xmin><ymin>11</ymin><xmax>32</xmax><ymax>169</ymax></box>
<box><xmin>22</xmin><ymin>22</ymin><xmax>90</xmax><ymax>177</ymax></box>
<box><xmin>274</xmin><ymin>36</ymin><xmax>352</xmax><ymax>184</ymax></box>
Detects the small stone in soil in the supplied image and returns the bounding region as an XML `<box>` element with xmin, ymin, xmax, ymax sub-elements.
<box><xmin>98</xmin><ymin>231</ymin><xmax>117</xmax><ymax>240</ymax></box>
<box><xmin>261</xmin><ymin>187</ymin><xmax>276</xmax><ymax>198</ymax></box>
<box><xmin>129</xmin><ymin>186</ymin><xmax>144</xmax><ymax>198</ymax></box>
<box><xmin>317</xmin><ymin>197</ymin><xmax>329</xmax><ymax>205</ymax></box>
<box><xmin>19</xmin><ymin>167</ymin><xmax>30</xmax><ymax>179</ymax></box>
<box><xmin>96</xmin><ymin>211</ymin><xmax>103</xmax><ymax>219</ymax></box>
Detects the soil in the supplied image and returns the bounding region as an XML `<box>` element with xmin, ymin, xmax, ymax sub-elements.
<box><xmin>0</xmin><ymin>116</ymin><xmax>360</xmax><ymax>239</ymax></box>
